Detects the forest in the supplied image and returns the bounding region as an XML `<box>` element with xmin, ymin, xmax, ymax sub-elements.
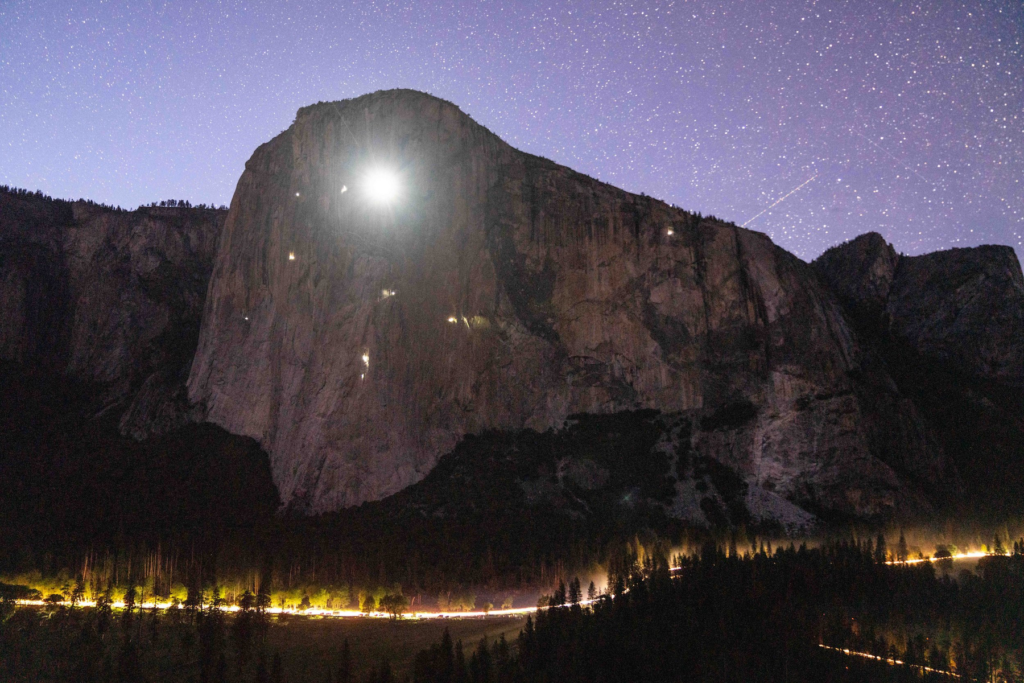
<box><xmin>2</xmin><ymin>539</ymin><xmax>1022</xmax><ymax>682</ymax></box>
<box><xmin>412</xmin><ymin>539</ymin><xmax>1024</xmax><ymax>683</ymax></box>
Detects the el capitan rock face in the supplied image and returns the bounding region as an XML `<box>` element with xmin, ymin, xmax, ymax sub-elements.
<box><xmin>7</xmin><ymin>91</ymin><xmax>1019</xmax><ymax>525</ymax></box>
<box><xmin>187</xmin><ymin>89</ymin><xmax>949</xmax><ymax>516</ymax></box>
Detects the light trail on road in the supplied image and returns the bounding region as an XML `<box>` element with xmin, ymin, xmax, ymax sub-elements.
<box><xmin>818</xmin><ymin>644</ymin><xmax>959</xmax><ymax>677</ymax></box>
<box><xmin>885</xmin><ymin>551</ymin><xmax>994</xmax><ymax>565</ymax></box>
<box><xmin>13</xmin><ymin>554</ymin><xmax>1000</xmax><ymax>621</ymax></box>
<box><xmin>13</xmin><ymin>595</ymin><xmax>609</xmax><ymax>621</ymax></box>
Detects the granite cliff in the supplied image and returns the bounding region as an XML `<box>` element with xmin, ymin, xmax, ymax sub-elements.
<box><xmin>814</xmin><ymin>232</ymin><xmax>1024</xmax><ymax>385</ymax></box>
<box><xmin>5</xmin><ymin>90</ymin><xmax>1020</xmax><ymax>526</ymax></box>
<box><xmin>814</xmin><ymin>233</ymin><xmax>1024</xmax><ymax>515</ymax></box>
<box><xmin>0</xmin><ymin>189</ymin><xmax>225</xmax><ymax>437</ymax></box>
<box><xmin>187</xmin><ymin>89</ymin><xmax>957</xmax><ymax>518</ymax></box>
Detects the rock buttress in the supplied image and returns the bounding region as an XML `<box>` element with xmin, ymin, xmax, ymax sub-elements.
<box><xmin>188</xmin><ymin>89</ymin><xmax>946</xmax><ymax>515</ymax></box>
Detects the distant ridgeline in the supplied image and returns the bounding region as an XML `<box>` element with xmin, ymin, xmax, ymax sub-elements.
<box><xmin>0</xmin><ymin>184</ymin><xmax>227</xmax><ymax>211</ymax></box>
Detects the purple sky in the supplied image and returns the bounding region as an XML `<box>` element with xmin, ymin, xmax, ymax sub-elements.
<box><xmin>2</xmin><ymin>0</ymin><xmax>1021</xmax><ymax>262</ymax></box>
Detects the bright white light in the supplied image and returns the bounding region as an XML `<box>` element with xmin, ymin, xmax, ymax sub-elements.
<box><xmin>365</xmin><ymin>169</ymin><xmax>400</xmax><ymax>204</ymax></box>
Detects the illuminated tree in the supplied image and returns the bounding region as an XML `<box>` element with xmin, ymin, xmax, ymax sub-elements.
<box><xmin>70</xmin><ymin>575</ymin><xmax>86</xmax><ymax>607</ymax></box>
<box><xmin>234</xmin><ymin>590</ymin><xmax>256</xmax><ymax>667</ymax></box>
<box><xmin>122</xmin><ymin>582</ymin><xmax>138</xmax><ymax>630</ymax></box>
<box><xmin>185</xmin><ymin>580</ymin><xmax>205</xmax><ymax>616</ymax></box>
<box><xmin>896</xmin><ymin>532</ymin><xmax>909</xmax><ymax>563</ymax></box>
<box><xmin>362</xmin><ymin>595</ymin><xmax>376</xmax><ymax>615</ymax></box>
<box><xmin>874</xmin><ymin>534</ymin><xmax>888</xmax><ymax>564</ymax></box>
<box><xmin>96</xmin><ymin>584</ymin><xmax>113</xmax><ymax>635</ymax></box>
<box><xmin>587</xmin><ymin>581</ymin><xmax>597</xmax><ymax>601</ymax></box>
<box><xmin>992</xmin><ymin>534</ymin><xmax>1006</xmax><ymax>555</ymax></box>
<box><xmin>551</xmin><ymin>581</ymin><xmax>566</xmax><ymax>607</ymax></box>
<box><xmin>380</xmin><ymin>593</ymin><xmax>409</xmax><ymax>620</ymax></box>
<box><xmin>256</xmin><ymin>581</ymin><xmax>272</xmax><ymax>615</ymax></box>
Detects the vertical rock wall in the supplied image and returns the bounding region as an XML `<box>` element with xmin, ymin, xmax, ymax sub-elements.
<box><xmin>188</xmin><ymin>90</ymin><xmax>943</xmax><ymax>515</ymax></box>
<box><xmin>0</xmin><ymin>190</ymin><xmax>224</xmax><ymax>437</ymax></box>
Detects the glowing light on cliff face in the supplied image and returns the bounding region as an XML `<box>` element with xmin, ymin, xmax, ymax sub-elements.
<box><xmin>365</xmin><ymin>169</ymin><xmax>400</xmax><ymax>204</ymax></box>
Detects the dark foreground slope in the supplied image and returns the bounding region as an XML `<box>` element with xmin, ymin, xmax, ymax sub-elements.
<box><xmin>413</xmin><ymin>543</ymin><xmax>1024</xmax><ymax>683</ymax></box>
<box><xmin>0</xmin><ymin>361</ymin><xmax>279</xmax><ymax>577</ymax></box>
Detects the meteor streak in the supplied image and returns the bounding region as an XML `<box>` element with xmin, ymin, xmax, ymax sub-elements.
<box><xmin>742</xmin><ymin>173</ymin><xmax>818</xmax><ymax>227</ymax></box>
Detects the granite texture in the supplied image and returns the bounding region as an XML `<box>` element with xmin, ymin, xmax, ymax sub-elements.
<box><xmin>186</xmin><ymin>90</ymin><xmax>947</xmax><ymax>516</ymax></box>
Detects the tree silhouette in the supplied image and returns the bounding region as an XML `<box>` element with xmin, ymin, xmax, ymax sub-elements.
<box><xmin>874</xmin><ymin>533</ymin><xmax>888</xmax><ymax>564</ymax></box>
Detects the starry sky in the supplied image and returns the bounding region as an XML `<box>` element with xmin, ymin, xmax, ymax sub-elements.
<box><xmin>2</xmin><ymin>0</ymin><xmax>1021</xmax><ymax>262</ymax></box>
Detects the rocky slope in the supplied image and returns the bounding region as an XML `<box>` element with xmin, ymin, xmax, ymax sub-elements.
<box><xmin>814</xmin><ymin>233</ymin><xmax>1024</xmax><ymax>384</ymax></box>
<box><xmin>0</xmin><ymin>189</ymin><xmax>225</xmax><ymax>437</ymax></box>
<box><xmin>187</xmin><ymin>89</ymin><xmax>952</xmax><ymax>518</ymax></box>
<box><xmin>814</xmin><ymin>233</ymin><xmax>1024</xmax><ymax>516</ymax></box>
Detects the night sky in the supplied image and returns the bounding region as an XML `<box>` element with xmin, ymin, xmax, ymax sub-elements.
<box><xmin>2</xmin><ymin>1</ymin><xmax>1021</xmax><ymax>262</ymax></box>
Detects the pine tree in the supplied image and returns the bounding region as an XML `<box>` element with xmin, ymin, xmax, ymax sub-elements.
<box><xmin>875</xmin><ymin>534</ymin><xmax>888</xmax><ymax>564</ymax></box>
<box><xmin>993</xmin><ymin>534</ymin><xmax>1006</xmax><ymax>555</ymax></box>
<box><xmin>470</xmin><ymin>637</ymin><xmax>492</xmax><ymax>683</ymax></box>
<box><xmin>454</xmin><ymin>640</ymin><xmax>469</xmax><ymax>683</ymax></box>
<box><xmin>552</xmin><ymin>581</ymin><xmax>567</xmax><ymax>606</ymax></box>
<box><xmin>897</xmin><ymin>531</ymin><xmax>909</xmax><ymax>563</ymax></box>
<box><xmin>71</xmin><ymin>575</ymin><xmax>86</xmax><ymax>607</ymax></box>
